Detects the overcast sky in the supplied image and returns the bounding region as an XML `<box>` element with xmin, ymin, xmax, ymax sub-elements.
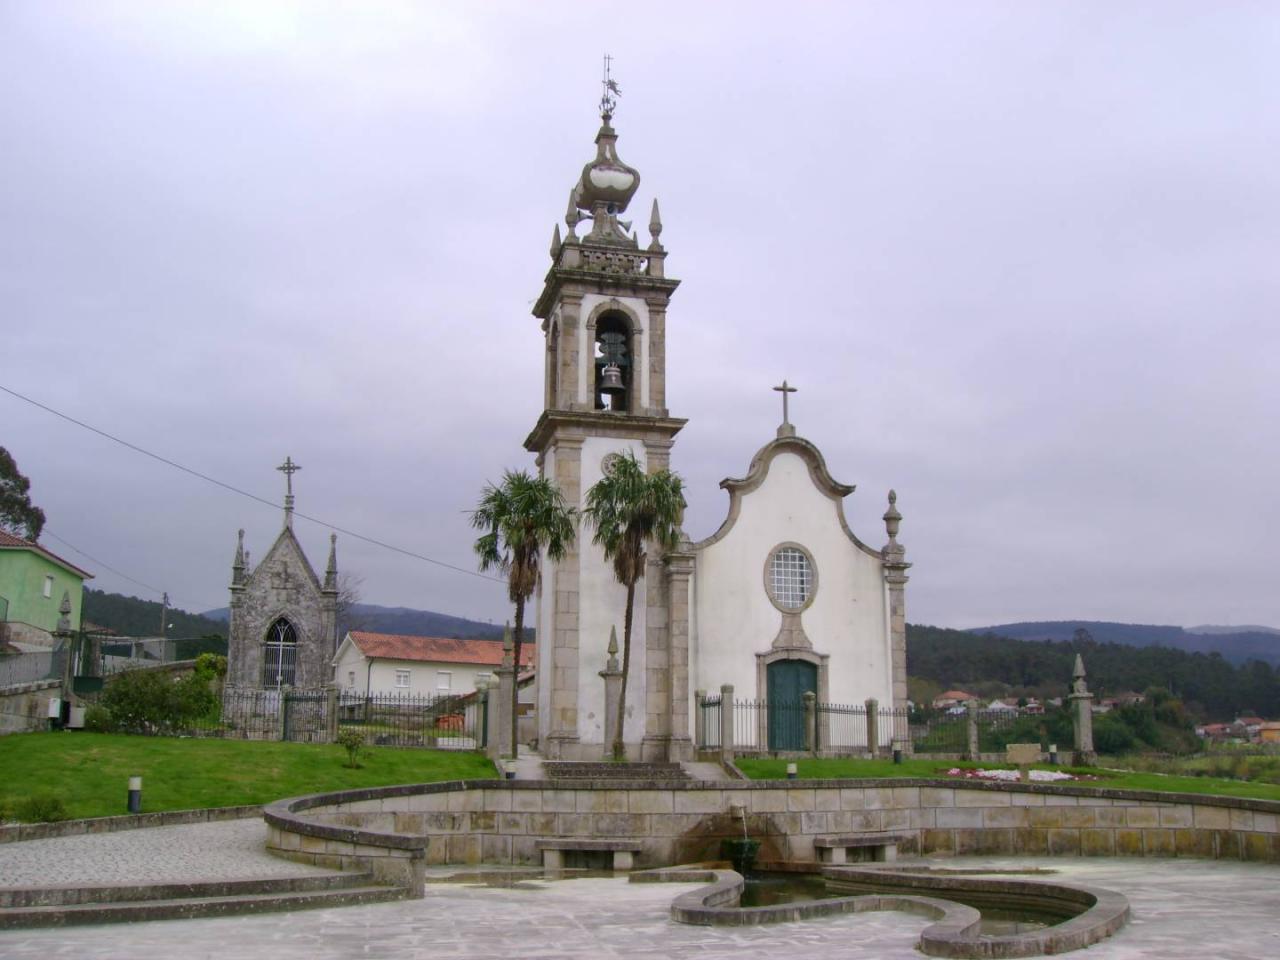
<box><xmin>2</xmin><ymin>2</ymin><xmax>1277</xmax><ymax>631</ymax></box>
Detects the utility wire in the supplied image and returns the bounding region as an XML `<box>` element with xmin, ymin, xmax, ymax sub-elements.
<box><xmin>41</xmin><ymin>529</ymin><xmax>223</xmax><ymax>613</ymax></box>
<box><xmin>1</xmin><ymin>383</ymin><xmax>504</xmax><ymax>586</ymax></box>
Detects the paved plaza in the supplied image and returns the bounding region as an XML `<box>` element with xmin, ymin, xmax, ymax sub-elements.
<box><xmin>2</xmin><ymin>822</ymin><xmax>1279</xmax><ymax>959</ymax></box>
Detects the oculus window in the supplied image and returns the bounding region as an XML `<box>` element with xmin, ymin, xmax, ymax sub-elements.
<box><xmin>766</xmin><ymin>544</ymin><xmax>816</xmax><ymax>612</ymax></box>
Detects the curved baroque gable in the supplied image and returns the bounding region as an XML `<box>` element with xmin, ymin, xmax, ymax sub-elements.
<box><xmin>692</xmin><ymin>434</ymin><xmax>882</xmax><ymax>559</ymax></box>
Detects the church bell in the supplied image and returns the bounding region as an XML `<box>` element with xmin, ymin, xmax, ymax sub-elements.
<box><xmin>599</xmin><ymin>363</ymin><xmax>625</xmax><ymax>394</ymax></box>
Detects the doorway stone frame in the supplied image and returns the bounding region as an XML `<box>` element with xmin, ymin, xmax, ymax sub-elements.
<box><xmin>755</xmin><ymin>647</ymin><xmax>830</xmax><ymax>748</ymax></box>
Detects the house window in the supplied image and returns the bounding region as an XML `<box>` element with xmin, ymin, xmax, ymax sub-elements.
<box><xmin>395</xmin><ymin>670</ymin><xmax>410</xmax><ymax>689</ymax></box>
<box><xmin>43</xmin><ymin>575</ymin><xmax>54</xmax><ymax>599</ymax></box>
<box><xmin>475</xmin><ymin>671</ymin><xmax>492</xmax><ymax>686</ymax></box>
<box><xmin>764</xmin><ymin>543</ymin><xmax>817</xmax><ymax>612</ymax></box>
<box><xmin>347</xmin><ymin>671</ymin><xmax>356</xmax><ymax>689</ymax></box>
<box><xmin>436</xmin><ymin>671</ymin><xmax>452</xmax><ymax>692</ymax></box>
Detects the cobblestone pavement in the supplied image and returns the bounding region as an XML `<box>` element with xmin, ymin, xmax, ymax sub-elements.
<box><xmin>0</xmin><ymin>819</ymin><xmax>331</xmax><ymax>887</ymax></box>
<box><xmin>1</xmin><ymin>848</ymin><xmax>1279</xmax><ymax>959</ymax></box>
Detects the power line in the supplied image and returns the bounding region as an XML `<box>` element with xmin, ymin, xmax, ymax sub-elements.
<box><xmin>1</xmin><ymin>382</ymin><xmax>504</xmax><ymax>586</ymax></box>
<box><xmin>41</xmin><ymin>529</ymin><xmax>223</xmax><ymax>613</ymax></box>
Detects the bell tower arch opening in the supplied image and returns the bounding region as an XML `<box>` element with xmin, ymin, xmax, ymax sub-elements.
<box><xmin>593</xmin><ymin>312</ymin><xmax>632</xmax><ymax>412</ymax></box>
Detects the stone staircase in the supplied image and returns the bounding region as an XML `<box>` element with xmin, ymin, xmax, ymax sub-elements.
<box><xmin>0</xmin><ymin>871</ymin><xmax>407</xmax><ymax>928</ymax></box>
<box><xmin>542</xmin><ymin>761</ymin><xmax>691</xmax><ymax>783</ymax></box>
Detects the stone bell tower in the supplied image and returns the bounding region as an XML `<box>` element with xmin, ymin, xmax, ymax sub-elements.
<box><xmin>526</xmin><ymin>71</ymin><xmax>691</xmax><ymax>760</ymax></box>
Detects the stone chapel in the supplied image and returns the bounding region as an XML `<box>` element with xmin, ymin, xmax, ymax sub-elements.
<box><xmin>225</xmin><ymin>457</ymin><xmax>339</xmax><ymax>693</ymax></box>
<box><xmin>527</xmin><ymin>91</ymin><xmax>910</xmax><ymax>761</ymax></box>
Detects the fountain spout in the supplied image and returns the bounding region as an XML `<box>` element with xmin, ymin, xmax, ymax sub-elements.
<box><xmin>721</xmin><ymin>803</ymin><xmax>760</xmax><ymax>874</ymax></box>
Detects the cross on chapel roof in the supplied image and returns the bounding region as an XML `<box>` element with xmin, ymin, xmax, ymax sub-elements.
<box><xmin>277</xmin><ymin>456</ymin><xmax>301</xmax><ymax>529</ymax></box>
<box><xmin>773</xmin><ymin>380</ymin><xmax>798</xmax><ymax>438</ymax></box>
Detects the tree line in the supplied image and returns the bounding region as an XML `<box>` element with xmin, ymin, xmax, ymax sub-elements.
<box><xmin>907</xmin><ymin>623</ymin><xmax>1280</xmax><ymax>722</ymax></box>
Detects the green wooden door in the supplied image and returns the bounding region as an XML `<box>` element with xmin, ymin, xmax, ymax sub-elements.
<box><xmin>767</xmin><ymin>659</ymin><xmax>817</xmax><ymax>751</ymax></box>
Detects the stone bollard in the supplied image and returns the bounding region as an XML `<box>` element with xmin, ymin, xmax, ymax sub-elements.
<box><xmin>324</xmin><ymin>684</ymin><xmax>339</xmax><ymax>742</ymax></box>
<box><xmin>600</xmin><ymin>627</ymin><xmax>623</xmax><ymax>760</ymax></box>
<box><xmin>803</xmin><ymin>691</ymin><xmax>817</xmax><ymax>754</ymax></box>
<box><xmin>719</xmin><ymin>683</ymin><xmax>735</xmax><ymax>765</ymax></box>
<box><xmin>963</xmin><ymin>700</ymin><xmax>980</xmax><ymax>760</ymax></box>
<box><xmin>492</xmin><ymin>624</ymin><xmax>516</xmax><ymax>762</ymax></box>
<box><xmin>865</xmin><ymin>698</ymin><xmax>880</xmax><ymax>759</ymax></box>
<box><xmin>1069</xmin><ymin>654</ymin><xmax>1097</xmax><ymax>765</ymax></box>
<box><xmin>278</xmin><ymin>685</ymin><xmax>292</xmax><ymax>742</ymax></box>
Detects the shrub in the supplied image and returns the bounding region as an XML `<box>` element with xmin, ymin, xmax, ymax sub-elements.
<box><xmin>15</xmin><ymin>792</ymin><xmax>69</xmax><ymax>823</ymax></box>
<box><xmin>100</xmin><ymin>668</ymin><xmax>217</xmax><ymax>734</ymax></box>
<box><xmin>336</xmin><ymin>729</ymin><xmax>365</xmax><ymax>769</ymax></box>
<box><xmin>1093</xmin><ymin>713</ymin><xmax>1137</xmax><ymax>755</ymax></box>
<box><xmin>83</xmin><ymin>704</ymin><xmax>115</xmax><ymax>733</ymax></box>
<box><xmin>194</xmin><ymin>653</ymin><xmax>227</xmax><ymax>681</ymax></box>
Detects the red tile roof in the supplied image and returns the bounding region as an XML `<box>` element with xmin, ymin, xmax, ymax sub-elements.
<box><xmin>0</xmin><ymin>529</ymin><xmax>94</xmax><ymax>579</ymax></box>
<box><xmin>349</xmin><ymin>631</ymin><xmax>535</xmax><ymax>668</ymax></box>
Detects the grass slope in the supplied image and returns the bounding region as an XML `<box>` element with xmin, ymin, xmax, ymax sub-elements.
<box><xmin>0</xmin><ymin>733</ymin><xmax>495</xmax><ymax>821</ymax></box>
<box><xmin>735</xmin><ymin>757</ymin><xmax>1280</xmax><ymax>802</ymax></box>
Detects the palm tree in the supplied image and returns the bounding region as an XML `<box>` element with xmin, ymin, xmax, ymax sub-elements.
<box><xmin>471</xmin><ymin>470</ymin><xmax>576</xmax><ymax>759</ymax></box>
<box><xmin>582</xmin><ymin>451</ymin><xmax>685</xmax><ymax>760</ymax></box>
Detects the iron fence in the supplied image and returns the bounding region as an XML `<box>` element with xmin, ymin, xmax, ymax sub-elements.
<box><xmin>696</xmin><ymin>692</ymin><xmax>722</xmax><ymax>748</ymax></box>
<box><xmin>909</xmin><ymin>708</ymin><xmax>1035</xmax><ymax>754</ymax></box>
<box><xmin>911</xmin><ymin>711</ymin><xmax>969</xmax><ymax>753</ymax></box>
<box><xmin>337</xmin><ymin>690</ymin><xmax>486</xmax><ymax>749</ymax></box>
<box><xmin>79</xmin><ymin>682</ymin><xmax>488</xmax><ymax>749</ymax></box>
<box><xmin>696</xmin><ymin>696</ymin><xmax>911</xmax><ymax>754</ymax></box>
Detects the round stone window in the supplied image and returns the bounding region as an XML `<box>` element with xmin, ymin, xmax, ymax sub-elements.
<box><xmin>764</xmin><ymin>543</ymin><xmax>817</xmax><ymax>612</ymax></box>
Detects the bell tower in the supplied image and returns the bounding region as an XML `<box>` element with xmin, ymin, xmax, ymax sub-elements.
<box><xmin>526</xmin><ymin>66</ymin><xmax>690</xmax><ymax>760</ymax></box>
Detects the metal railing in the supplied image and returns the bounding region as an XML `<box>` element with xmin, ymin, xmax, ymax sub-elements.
<box><xmin>696</xmin><ymin>694</ymin><xmax>911</xmax><ymax>755</ymax></box>
<box><xmin>81</xmin><ymin>682</ymin><xmax>489</xmax><ymax>749</ymax></box>
<box><xmin>336</xmin><ymin>690</ymin><xmax>487</xmax><ymax>750</ymax></box>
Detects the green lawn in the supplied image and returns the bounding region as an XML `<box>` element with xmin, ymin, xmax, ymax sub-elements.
<box><xmin>0</xmin><ymin>732</ymin><xmax>496</xmax><ymax>821</ymax></box>
<box><xmin>735</xmin><ymin>757</ymin><xmax>1280</xmax><ymax>802</ymax></box>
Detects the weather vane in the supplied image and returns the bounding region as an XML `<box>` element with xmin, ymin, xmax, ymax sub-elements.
<box><xmin>600</xmin><ymin>53</ymin><xmax>621</xmax><ymax>120</ymax></box>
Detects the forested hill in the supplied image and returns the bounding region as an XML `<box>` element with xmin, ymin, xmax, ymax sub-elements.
<box><xmin>82</xmin><ymin>589</ymin><xmax>226</xmax><ymax>639</ymax></box>
<box><xmin>970</xmin><ymin>620</ymin><xmax>1280</xmax><ymax>666</ymax></box>
<box><xmin>907</xmin><ymin>623</ymin><xmax>1280</xmax><ymax>721</ymax></box>
<box><xmin>202</xmin><ymin>603</ymin><xmax>509</xmax><ymax>641</ymax></box>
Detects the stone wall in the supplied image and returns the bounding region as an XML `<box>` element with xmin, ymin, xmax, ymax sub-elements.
<box><xmin>0</xmin><ymin>679</ymin><xmax>62</xmax><ymax>734</ymax></box>
<box><xmin>264</xmin><ymin>777</ymin><xmax>1280</xmax><ymax>893</ymax></box>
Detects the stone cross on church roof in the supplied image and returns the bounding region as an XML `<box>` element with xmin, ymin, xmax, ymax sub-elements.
<box><xmin>773</xmin><ymin>379</ymin><xmax>798</xmax><ymax>438</ymax></box>
<box><xmin>277</xmin><ymin>456</ymin><xmax>301</xmax><ymax>528</ymax></box>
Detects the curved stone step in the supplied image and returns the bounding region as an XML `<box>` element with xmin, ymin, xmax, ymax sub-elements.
<box><xmin>0</xmin><ymin>884</ymin><xmax>407</xmax><ymax>928</ymax></box>
<box><xmin>0</xmin><ymin>871</ymin><xmax>372</xmax><ymax>909</ymax></box>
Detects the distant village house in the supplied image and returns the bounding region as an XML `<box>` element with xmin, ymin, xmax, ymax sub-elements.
<box><xmin>333</xmin><ymin>631</ymin><xmax>536</xmax><ymax>700</ymax></box>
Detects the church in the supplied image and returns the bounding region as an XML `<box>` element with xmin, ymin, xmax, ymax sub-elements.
<box><xmin>527</xmin><ymin>85</ymin><xmax>910</xmax><ymax>761</ymax></box>
<box><xmin>225</xmin><ymin>457</ymin><xmax>340</xmax><ymax>694</ymax></box>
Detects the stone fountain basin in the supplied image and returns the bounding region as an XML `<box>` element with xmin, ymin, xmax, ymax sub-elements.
<box><xmin>631</xmin><ymin>862</ymin><xmax>1130</xmax><ymax>958</ymax></box>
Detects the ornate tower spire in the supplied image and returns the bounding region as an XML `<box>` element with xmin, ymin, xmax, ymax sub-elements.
<box><xmin>232</xmin><ymin>528</ymin><xmax>246</xmax><ymax>586</ymax></box>
<box><xmin>883</xmin><ymin>490</ymin><xmax>903</xmax><ymax>551</ymax></box>
<box><xmin>526</xmin><ymin>70</ymin><xmax>688</xmax><ymax>760</ymax></box>
<box><xmin>648</xmin><ymin>199</ymin><xmax>663</xmax><ymax>251</ymax></box>
<box><xmin>323</xmin><ymin>533</ymin><xmax>338</xmax><ymax>592</ymax></box>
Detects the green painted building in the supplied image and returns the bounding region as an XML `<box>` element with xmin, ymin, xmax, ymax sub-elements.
<box><xmin>0</xmin><ymin>530</ymin><xmax>93</xmax><ymax>646</ymax></box>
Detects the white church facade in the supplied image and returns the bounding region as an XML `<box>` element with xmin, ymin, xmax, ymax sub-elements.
<box><xmin>527</xmin><ymin>92</ymin><xmax>910</xmax><ymax>761</ymax></box>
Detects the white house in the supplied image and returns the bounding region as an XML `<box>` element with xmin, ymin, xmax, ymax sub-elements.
<box><xmin>332</xmin><ymin>631</ymin><xmax>535</xmax><ymax>699</ymax></box>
